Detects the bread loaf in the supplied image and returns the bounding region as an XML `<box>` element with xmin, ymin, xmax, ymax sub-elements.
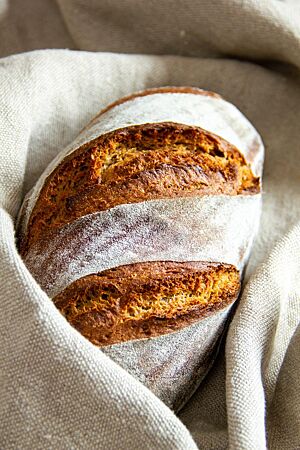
<box><xmin>18</xmin><ymin>86</ymin><xmax>264</xmax><ymax>410</ymax></box>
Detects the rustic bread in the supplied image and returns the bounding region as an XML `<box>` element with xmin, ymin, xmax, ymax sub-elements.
<box><xmin>17</xmin><ymin>86</ymin><xmax>263</xmax><ymax>410</ymax></box>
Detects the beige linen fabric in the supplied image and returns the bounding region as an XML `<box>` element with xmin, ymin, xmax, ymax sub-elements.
<box><xmin>0</xmin><ymin>1</ymin><xmax>299</xmax><ymax>449</ymax></box>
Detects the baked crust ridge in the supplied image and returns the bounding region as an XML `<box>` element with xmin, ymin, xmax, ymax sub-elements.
<box><xmin>53</xmin><ymin>261</ymin><xmax>240</xmax><ymax>346</ymax></box>
<box><xmin>20</xmin><ymin>122</ymin><xmax>259</xmax><ymax>254</ymax></box>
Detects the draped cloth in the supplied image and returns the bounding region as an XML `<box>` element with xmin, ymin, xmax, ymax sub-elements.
<box><xmin>0</xmin><ymin>1</ymin><xmax>299</xmax><ymax>448</ymax></box>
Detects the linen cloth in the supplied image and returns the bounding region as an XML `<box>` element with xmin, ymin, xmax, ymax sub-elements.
<box><xmin>0</xmin><ymin>1</ymin><xmax>299</xmax><ymax>449</ymax></box>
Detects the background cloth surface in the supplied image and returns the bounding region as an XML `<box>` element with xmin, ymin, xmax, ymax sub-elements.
<box><xmin>0</xmin><ymin>1</ymin><xmax>299</xmax><ymax>449</ymax></box>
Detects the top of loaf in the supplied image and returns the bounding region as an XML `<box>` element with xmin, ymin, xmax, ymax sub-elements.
<box><xmin>19</xmin><ymin>122</ymin><xmax>261</xmax><ymax>254</ymax></box>
<box><xmin>89</xmin><ymin>86</ymin><xmax>222</xmax><ymax>121</ymax></box>
<box><xmin>71</xmin><ymin>87</ymin><xmax>264</xmax><ymax>176</ymax></box>
<box><xmin>18</xmin><ymin>86</ymin><xmax>264</xmax><ymax>247</ymax></box>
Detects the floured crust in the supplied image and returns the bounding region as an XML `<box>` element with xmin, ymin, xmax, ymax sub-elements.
<box><xmin>88</xmin><ymin>86</ymin><xmax>221</xmax><ymax>126</ymax></box>
<box><xmin>20</xmin><ymin>122</ymin><xmax>259</xmax><ymax>254</ymax></box>
<box><xmin>22</xmin><ymin>194</ymin><xmax>261</xmax><ymax>298</ymax></box>
<box><xmin>53</xmin><ymin>261</ymin><xmax>240</xmax><ymax>346</ymax></box>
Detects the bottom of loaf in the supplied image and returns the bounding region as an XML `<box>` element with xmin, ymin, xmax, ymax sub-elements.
<box><xmin>102</xmin><ymin>304</ymin><xmax>233</xmax><ymax>412</ymax></box>
<box><xmin>53</xmin><ymin>261</ymin><xmax>240</xmax><ymax>346</ymax></box>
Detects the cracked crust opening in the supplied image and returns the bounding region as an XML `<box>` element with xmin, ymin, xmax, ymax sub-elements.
<box><xmin>54</xmin><ymin>261</ymin><xmax>240</xmax><ymax>346</ymax></box>
<box><xmin>20</xmin><ymin>122</ymin><xmax>259</xmax><ymax>254</ymax></box>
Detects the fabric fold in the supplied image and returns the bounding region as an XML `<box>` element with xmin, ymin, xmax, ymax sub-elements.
<box><xmin>0</xmin><ymin>0</ymin><xmax>300</xmax><ymax>448</ymax></box>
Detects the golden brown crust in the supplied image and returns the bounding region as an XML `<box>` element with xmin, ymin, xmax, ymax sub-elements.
<box><xmin>20</xmin><ymin>122</ymin><xmax>259</xmax><ymax>255</ymax></box>
<box><xmin>53</xmin><ymin>261</ymin><xmax>240</xmax><ymax>346</ymax></box>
